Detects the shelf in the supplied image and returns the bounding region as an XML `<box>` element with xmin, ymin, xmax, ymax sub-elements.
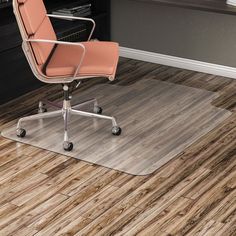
<box><xmin>50</xmin><ymin>12</ymin><xmax>108</xmax><ymax>27</ymax></box>
<box><xmin>51</xmin><ymin>11</ymin><xmax>108</xmax><ymax>41</ymax></box>
<box><xmin>133</xmin><ymin>0</ymin><xmax>236</xmax><ymax>15</ymax></box>
<box><xmin>45</xmin><ymin>0</ymin><xmax>90</xmax><ymax>12</ymax></box>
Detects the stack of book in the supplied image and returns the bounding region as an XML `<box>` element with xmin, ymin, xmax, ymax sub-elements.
<box><xmin>0</xmin><ymin>0</ymin><xmax>10</xmax><ymax>4</ymax></box>
<box><xmin>52</xmin><ymin>3</ymin><xmax>92</xmax><ymax>19</ymax></box>
<box><xmin>227</xmin><ymin>0</ymin><xmax>236</xmax><ymax>6</ymax></box>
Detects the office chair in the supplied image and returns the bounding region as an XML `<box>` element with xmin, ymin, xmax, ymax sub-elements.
<box><xmin>13</xmin><ymin>0</ymin><xmax>121</xmax><ymax>151</ymax></box>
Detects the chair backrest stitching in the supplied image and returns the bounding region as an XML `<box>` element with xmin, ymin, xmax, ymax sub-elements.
<box><xmin>17</xmin><ymin>0</ymin><xmax>56</xmax><ymax>66</ymax></box>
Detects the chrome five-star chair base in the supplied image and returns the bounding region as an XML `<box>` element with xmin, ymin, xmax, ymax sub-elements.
<box><xmin>16</xmin><ymin>84</ymin><xmax>121</xmax><ymax>151</ymax></box>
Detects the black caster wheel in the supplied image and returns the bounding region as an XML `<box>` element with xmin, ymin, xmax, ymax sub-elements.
<box><xmin>112</xmin><ymin>126</ymin><xmax>122</xmax><ymax>136</ymax></box>
<box><xmin>38</xmin><ymin>107</ymin><xmax>47</xmax><ymax>113</ymax></box>
<box><xmin>94</xmin><ymin>106</ymin><xmax>103</xmax><ymax>114</ymax></box>
<box><xmin>63</xmin><ymin>141</ymin><xmax>73</xmax><ymax>151</ymax></box>
<box><xmin>16</xmin><ymin>128</ymin><xmax>26</xmax><ymax>138</ymax></box>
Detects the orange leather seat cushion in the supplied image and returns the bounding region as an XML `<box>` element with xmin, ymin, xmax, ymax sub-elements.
<box><xmin>46</xmin><ymin>41</ymin><xmax>119</xmax><ymax>78</ymax></box>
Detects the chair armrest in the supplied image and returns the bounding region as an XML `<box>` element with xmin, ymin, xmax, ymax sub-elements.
<box><xmin>47</xmin><ymin>14</ymin><xmax>96</xmax><ymax>41</ymax></box>
<box><xmin>26</xmin><ymin>39</ymin><xmax>86</xmax><ymax>78</ymax></box>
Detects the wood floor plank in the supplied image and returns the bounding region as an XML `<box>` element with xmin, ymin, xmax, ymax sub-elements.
<box><xmin>33</xmin><ymin>186</ymin><xmax>118</xmax><ymax>236</ymax></box>
<box><xmin>0</xmin><ymin>203</ymin><xmax>19</xmax><ymax>221</ymax></box>
<box><xmin>134</xmin><ymin>197</ymin><xmax>193</xmax><ymax>236</ymax></box>
<box><xmin>29</xmin><ymin>170</ymin><xmax>120</xmax><ymax>231</ymax></box>
<box><xmin>77</xmin><ymin>206</ymin><xmax>142</xmax><ymax>236</ymax></box>
<box><xmin>0</xmin><ymin>154</ymin><xmax>48</xmax><ymax>183</ymax></box>
<box><xmin>183</xmin><ymin>142</ymin><xmax>236</xmax><ymax>200</ymax></box>
<box><xmin>0</xmin><ymin>194</ymin><xmax>68</xmax><ymax>236</ymax></box>
<box><xmin>0</xmin><ymin>173</ymin><xmax>48</xmax><ymax>207</ymax></box>
<box><xmin>0</xmin><ymin>152</ymin><xmax>69</xmax><ymax>195</ymax></box>
<box><xmin>80</xmin><ymin>175</ymin><xmax>149</xmax><ymax>220</ymax></box>
<box><xmin>112</xmin><ymin>168</ymin><xmax>210</xmax><ymax>235</ymax></box>
<box><xmin>12</xmin><ymin>227</ymin><xmax>38</xmax><ymax>236</ymax></box>
<box><xmin>185</xmin><ymin>220</ymin><xmax>225</xmax><ymax>236</ymax></box>
<box><xmin>0</xmin><ymin>161</ymin><xmax>90</xmax><ymax>229</ymax></box>
<box><xmin>215</xmin><ymin>216</ymin><xmax>236</xmax><ymax>236</ymax></box>
<box><xmin>164</xmin><ymin>165</ymin><xmax>236</xmax><ymax>235</ymax></box>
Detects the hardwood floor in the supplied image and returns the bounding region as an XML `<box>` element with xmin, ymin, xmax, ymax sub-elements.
<box><xmin>0</xmin><ymin>58</ymin><xmax>235</xmax><ymax>236</ymax></box>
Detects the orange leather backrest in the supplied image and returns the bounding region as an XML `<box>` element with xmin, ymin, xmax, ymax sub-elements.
<box><xmin>17</xmin><ymin>0</ymin><xmax>56</xmax><ymax>65</ymax></box>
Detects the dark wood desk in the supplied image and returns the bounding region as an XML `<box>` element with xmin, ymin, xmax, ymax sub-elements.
<box><xmin>134</xmin><ymin>0</ymin><xmax>236</xmax><ymax>15</ymax></box>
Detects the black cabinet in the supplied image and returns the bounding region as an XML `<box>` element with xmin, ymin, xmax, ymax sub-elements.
<box><xmin>0</xmin><ymin>0</ymin><xmax>110</xmax><ymax>104</ymax></box>
<box><xmin>0</xmin><ymin>47</ymin><xmax>43</xmax><ymax>103</ymax></box>
<box><xmin>0</xmin><ymin>22</ymin><xmax>21</xmax><ymax>52</ymax></box>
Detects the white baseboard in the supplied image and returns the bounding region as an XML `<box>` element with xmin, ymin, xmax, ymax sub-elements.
<box><xmin>119</xmin><ymin>47</ymin><xmax>236</xmax><ymax>79</ymax></box>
